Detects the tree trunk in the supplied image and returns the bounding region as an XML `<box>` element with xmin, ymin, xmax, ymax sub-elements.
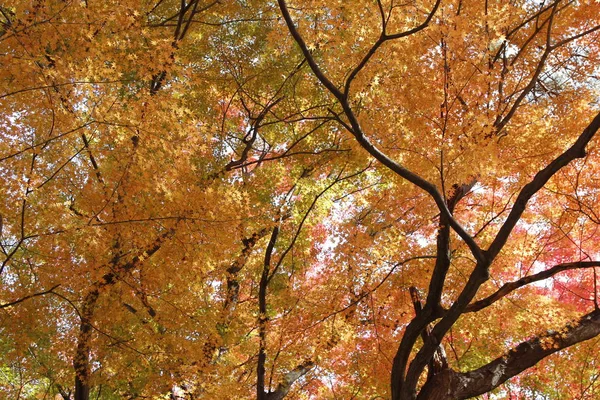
<box><xmin>415</xmin><ymin>369</ymin><xmax>460</xmax><ymax>400</ymax></box>
<box><xmin>73</xmin><ymin>289</ymin><xmax>98</xmax><ymax>400</ymax></box>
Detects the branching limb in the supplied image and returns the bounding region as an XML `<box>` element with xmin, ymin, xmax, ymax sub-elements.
<box><xmin>494</xmin><ymin>1</ymin><xmax>559</xmax><ymax>133</ymax></box>
<box><xmin>410</xmin><ymin>287</ymin><xmax>448</xmax><ymax>378</ymax></box>
<box><xmin>466</xmin><ymin>261</ymin><xmax>600</xmax><ymax>313</ymax></box>
<box><xmin>224</xmin><ymin>228</ymin><xmax>270</xmax><ymax>315</ymax></box>
<box><xmin>270</xmin><ymin>163</ymin><xmax>372</xmax><ymax>280</ymax></box>
<box><xmin>403</xmin><ymin>111</ymin><xmax>600</xmax><ymax>398</ymax></box>
<box><xmin>487</xmin><ymin>111</ymin><xmax>600</xmax><ymax>260</ymax></box>
<box><xmin>150</xmin><ymin>0</ymin><xmax>218</xmax><ymax>93</ymax></box>
<box><xmin>424</xmin><ymin>179</ymin><xmax>477</xmax><ymax>314</ymax></box>
<box><xmin>277</xmin><ymin>0</ymin><xmax>483</xmax><ymax>265</ymax></box>
<box><xmin>224</xmin><ymin>98</ymin><xmax>283</xmax><ymax>172</ymax></box>
<box><xmin>452</xmin><ymin>309</ymin><xmax>600</xmax><ymax>399</ymax></box>
<box><xmin>265</xmin><ymin>360</ymin><xmax>315</xmax><ymax>400</ymax></box>
<box><xmin>344</xmin><ymin>0</ymin><xmax>441</xmax><ymax>94</ymax></box>
<box><xmin>81</xmin><ymin>134</ymin><xmax>104</xmax><ymax>185</ymax></box>
<box><xmin>73</xmin><ymin>225</ymin><xmax>176</xmax><ymax>400</ymax></box>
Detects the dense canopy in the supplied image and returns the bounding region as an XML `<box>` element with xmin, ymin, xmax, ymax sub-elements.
<box><xmin>1</xmin><ymin>0</ymin><xmax>600</xmax><ymax>399</ymax></box>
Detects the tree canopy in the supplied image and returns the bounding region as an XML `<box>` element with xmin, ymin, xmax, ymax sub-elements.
<box><xmin>1</xmin><ymin>0</ymin><xmax>600</xmax><ymax>399</ymax></box>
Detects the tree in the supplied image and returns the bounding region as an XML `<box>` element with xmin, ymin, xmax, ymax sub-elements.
<box><xmin>1</xmin><ymin>0</ymin><xmax>600</xmax><ymax>399</ymax></box>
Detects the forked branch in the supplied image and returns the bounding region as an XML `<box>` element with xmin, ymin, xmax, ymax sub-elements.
<box><xmin>277</xmin><ymin>0</ymin><xmax>484</xmax><ymax>264</ymax></box>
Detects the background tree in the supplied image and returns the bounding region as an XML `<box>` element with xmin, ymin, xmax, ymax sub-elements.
<box><xmin>275</xmin><ymin>0</ymin><xmax>600</xmax><ymax>399</ymax></box>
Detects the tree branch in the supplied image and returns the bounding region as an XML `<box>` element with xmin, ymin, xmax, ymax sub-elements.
<box><xmin>410</xmin><ymin>287</ymin><xmax>448</xmax><ymax>379</ymax></box>
<box><xmin>0</xmin><ymin>284</ymin><xmax>60</xmax><ymax>309</ymax></box>
<box><xmin>423</xmin><ymin>177</ymin><xmax>477</xmax><ymax>316</ymax></box>
<box><xmin>385</xmin><ymin>0</ymin><xmax>441</xmax><ymax>40</ymax></box>
<box><xmin>487</xmin><ymin>111</ymin><xmax>600</xmax><ymax>260</ymax></box>
<box><xmin>467</xmin><ymin>261</ymin><xmax>600</xmax><ymax>313</ymax></box>
<box><xmin>453</xmin><ymin>309</ymin><xmax>600</xmax><ymax>399</ymax></box>
<box><xmin>73</xmin><ymin>225</ymin><xmax>176</xmax><ymax>400</ymax></box>
<box><xmin>406</xmin><ymin>110</ymin><xmax>600</xmax><ymax>398</ymax></box>
<box><xmin>276</xmin><ymin>0</ymin><xmax>344</xmax><ymax>101</ymax></box>
<box><xmin>277</xmin><ymin>0</ymin><xmax>484</xmax><ymax>265</ymax></box>
<box><xmin>224</xmin><ymin>228</ymin><xmax>270</xmax><ymax>315</ymax></box>
<box><xmin>258</xmin><ymin>226</ymin><xmax>280</xmax><ymax>400</ymax></box>
<box><xmin>265</xmin><ymin>361</ymin><xmax>314</xmax><ymax>400</ymax></box>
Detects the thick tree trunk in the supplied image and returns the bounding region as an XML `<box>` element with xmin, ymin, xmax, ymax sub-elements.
<box><xmin>74</xmin><ymin>374</ymin><xmax>90</xmax><ymax>400</ymax></box>
<box><xmin>416</xmin><ymin>369</ymin><xmax>457</xmax><ymax>400</ymax></box>
<box><xmin>73</xmin><ymin>289</ymin><xmax>100</xmax><ymax>400</ymax></box>
<box><xmin>72</xmin><ymin>229</ymin><xmax>173</xmax><ymax>399</ymax></box>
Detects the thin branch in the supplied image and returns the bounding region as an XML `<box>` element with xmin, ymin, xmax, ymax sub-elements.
<box><xmin>551</xmin><ymin>24</ymin><xmax>600</xmax><ymax>50</ymax></box>
<box><xmin>345</xmin><ymin>0</ymin><xmax>441</xmax><ymax>98</ymax></box>
<box><xmin>0</xmin><ymin>285</ymin><xmax>60</xmax><ymax>309</ymax></box>
<box><xmin>466</xmin><ymin>261</ymin><xmax>600</xmax><ymax>313</ymax></box>
<box><xmin>269</xmin><ymin>164</ymin><xmax>371</xmax><ymax>281</ymax></box>
<box><xmin>81</xmin><ymin>134</ymin><xmax>105</xmax><ymax>185</ymax></box>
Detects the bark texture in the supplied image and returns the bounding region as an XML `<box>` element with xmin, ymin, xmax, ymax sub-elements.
<box><xmin>413</xmin><ymin>309</ymin><xmax>600</xmax><ymax>400</ymax></box>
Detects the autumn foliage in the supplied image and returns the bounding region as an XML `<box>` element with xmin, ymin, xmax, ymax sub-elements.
<box><xmin>1</xmin><ymin>0</ymin><xmax>600</xmax><ymax>399</ymax></box>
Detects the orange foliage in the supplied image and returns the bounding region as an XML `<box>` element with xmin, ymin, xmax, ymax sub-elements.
<box><xmin>1</xmin><ymin>1</ymin><xmax>600</xmax><ymax>399</ymax></box>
